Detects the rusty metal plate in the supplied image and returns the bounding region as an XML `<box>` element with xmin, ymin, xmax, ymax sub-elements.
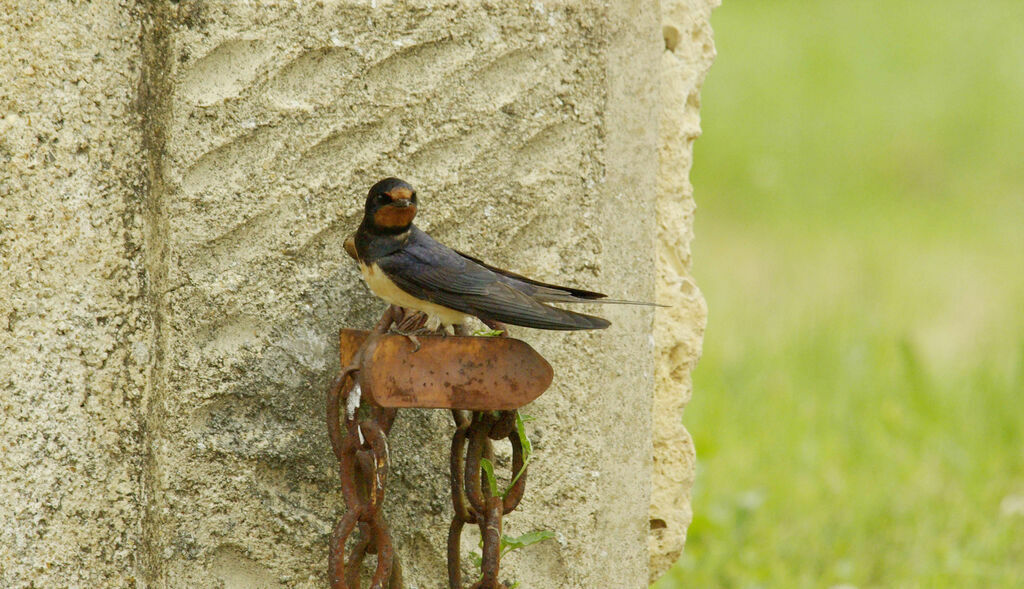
<box><xmin>338</xmin><ymin>329</ymin><xmax>553</xmax><ymax>410</ymax></box>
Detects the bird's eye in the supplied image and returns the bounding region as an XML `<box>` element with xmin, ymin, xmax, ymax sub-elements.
<box><xmin>376</xmin><ymin>192</ymin><xmax>390</xmax><ymax>203</ymax></box>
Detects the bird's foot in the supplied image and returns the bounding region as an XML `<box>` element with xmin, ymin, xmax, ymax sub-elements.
<box><xmin>394</xmin><ymin>308</ymin><xmax>429</xmax><ymax>333</ymax></box>
<box><xmin>406</xmin><ymin>334</ymin><xmax>421</xmax><ymax>353</ymax></box>
<box><xmin>389</xmin><ymin>326</ymin><xmax>445</xmax><ymax>352</ymax></box>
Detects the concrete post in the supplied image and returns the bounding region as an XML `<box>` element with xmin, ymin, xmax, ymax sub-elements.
<box><xmin>2</xmin><ymin>2</ymin><xmax>149</xmax><ymax>586</ymax></box>
<box><xmin>2</xmin><ymin>1</ymin><xmax>713</xmax><ymax>587</ymax></box>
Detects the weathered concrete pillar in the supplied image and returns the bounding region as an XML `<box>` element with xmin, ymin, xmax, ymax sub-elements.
<box><xmin>2</xmin><ymin>1</ymin><xmax>713</xmax><ymax>587</ymax></box>
<box><xmin>1</xmin><ymin>1</ymin><xmax>149</xmax><ymax>586</ymax></box>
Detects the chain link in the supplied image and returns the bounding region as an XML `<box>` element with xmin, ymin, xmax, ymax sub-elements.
<box><xmin>447</xmin><ymin>410</ymin><xmax>527</xmax><ymax>589</ymax></box>
<box><xmin>327</xmin><ymin>366</ymin><xmax>403</xmax><ymax>589</ymax></box>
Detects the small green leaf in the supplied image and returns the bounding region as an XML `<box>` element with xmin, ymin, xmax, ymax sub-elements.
<box><xmin>503</xmin><ymin>412</ymin><xmax>532</xmax><ymax>497</ymax></box>
<box><xmin>499</xmin><ymin>530</ymin><xmax>557</xmax><ymax>556</ymax></box>
<box><xmin>479</xmin><ymin>458</ymin><xmax>499</xmax><ymax>497</ymax></box>
<box><xmin>467</xmin><ymin>550</ymin><xmax>482</xmax><ymax>569</ymax></box>
<box><xmin>515</xmin><ymin>412</ymin><xmax>532</xmax><ymax>460</ymax></box>
<box><xmin>471</xmin><ymin>328</ymin><xmax>505</xmax><ymax>337</ymax></box>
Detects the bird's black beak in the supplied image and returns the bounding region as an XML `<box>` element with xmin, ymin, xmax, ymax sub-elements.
<box><xmin>390</xmin><ymin>198</ymin><xmax>413</xmax><ymax>208</ymax></box>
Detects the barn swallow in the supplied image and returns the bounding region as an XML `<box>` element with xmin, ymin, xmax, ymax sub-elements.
<box><xmin>349</xmin><ymin>177</ymin><xmax>640</xmax><ymax>333</ymax></box>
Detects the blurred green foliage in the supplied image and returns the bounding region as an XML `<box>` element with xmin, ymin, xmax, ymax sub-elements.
<box><xmin>654</xmin><ymin>1</ymin><xmax>1024</xmax><ymax>587</ymax></box>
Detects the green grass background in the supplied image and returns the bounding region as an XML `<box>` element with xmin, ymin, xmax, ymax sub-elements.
<box><xmin>654</xmin><ymin>1</ymin><xmax>1024</xmax><ymax>587</ymax></box>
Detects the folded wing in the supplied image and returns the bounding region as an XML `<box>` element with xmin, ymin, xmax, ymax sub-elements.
<box><xmin>375</xmin><ymin>228</ymin><xmax>610</xmax><ymax>330</ymax></box>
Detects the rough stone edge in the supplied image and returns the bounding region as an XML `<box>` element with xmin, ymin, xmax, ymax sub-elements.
<box><xmin>650</xmin><ymin>0</ymin><xmax>717</xmax><ymax>581</ymax></box>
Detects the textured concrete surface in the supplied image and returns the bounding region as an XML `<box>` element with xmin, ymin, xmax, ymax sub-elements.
<box><xmin>2</xmin><ymin>1</ymin><xmax>712</xmax><ymax>587</ymax></box>
<box><xmin>651</xmin><ymin>0</ymin><xmax>716</xmax><ymax>581</ymax></box>
<box><xmin>0</xmin><ymin>2</ymin><xmax>149</xmax><ymax>587</ymax></box>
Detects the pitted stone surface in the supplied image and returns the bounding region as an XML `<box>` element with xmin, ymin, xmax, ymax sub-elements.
<box><xmin>0</xmin><ymin>2</ymin><xmax>149</xmax><ymax>587</ymax></box>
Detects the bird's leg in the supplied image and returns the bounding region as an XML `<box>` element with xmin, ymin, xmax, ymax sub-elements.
<box><xmin>381</xmin><ymin>310</ymin><xmax>458</xmax><ymax>351</ymax></box>
<box><xmin>379</xmin><ymin>308</ymin><xmax>429</xmax><ymax>352</ymax></box>
<box><xmin>394</xmin><ymin>308</ymin><xmax>428</xmax><ymax>333</ymax></box>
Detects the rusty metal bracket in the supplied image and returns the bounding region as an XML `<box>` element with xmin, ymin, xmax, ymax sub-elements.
<box><xmin>327</xmin><ymin>306</ymin><xmax>551</xmax><ymax>588</ymax></box>
<box><xmin>338</xmin><ymin>330</ymin><xmax>552</xmax><ymax>411</ymax></box>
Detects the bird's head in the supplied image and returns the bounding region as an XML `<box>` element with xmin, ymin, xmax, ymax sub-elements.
<box><xmin>363</xmin><ymin>177</ymin><xmax>418</xmax><ymax>233</ymax></box>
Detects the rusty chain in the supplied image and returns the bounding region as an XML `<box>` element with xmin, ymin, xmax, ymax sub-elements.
<box><xmin>327</xmin><ymin>307</ymin><xmax>530</xmax><ymax>589</ymax></box>
<box><xmin>326</xmin><ymin>307</ymin><xmax>413</xmax><ymax>589</ymax></box>
<box><xmin>447</xmin><ymin>410</ymin><xmax>527</xmax><ymax>589</ymax></box>
<box><xmin>326</xmin><ymin>368</ymin><xmax>402</xmax><ymax>589</ymax></box>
